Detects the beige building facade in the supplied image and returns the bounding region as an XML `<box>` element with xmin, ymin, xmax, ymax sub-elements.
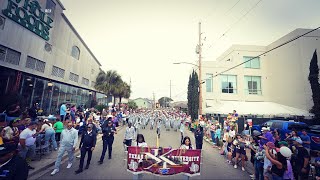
<box><xmin>201</xmin><ymin>29</ymin><xmax>320</xmax><ymax>116</ymax></box>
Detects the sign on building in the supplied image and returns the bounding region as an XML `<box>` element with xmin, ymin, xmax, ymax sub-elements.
<box><xmin>2</xmin><ymin>0</ymin><xmax>54</xmax><ymax>41</ymax></box>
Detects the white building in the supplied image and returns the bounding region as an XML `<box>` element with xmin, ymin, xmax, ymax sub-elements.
<box><xmin>0</xmin><ymin>0</ymin><xmax>108</xmax><ymax>114</ymax></box>
<box><xmin>200</xmin><ymin>28</ymin><xmax>320</xmax><ymax>117</ymax></box>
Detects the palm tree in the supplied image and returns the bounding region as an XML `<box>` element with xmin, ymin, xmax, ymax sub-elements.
<box><xmin>95</xmin><ymin>70</ymin><xmax>123</xmax><ymax>104</ymax></box>
<box><xmin>116</xmin><ymin>82</ymin><xmax>131</xmax><ymax>103</ymax></box>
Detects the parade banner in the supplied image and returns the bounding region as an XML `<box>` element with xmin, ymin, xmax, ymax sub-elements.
<box><xmin>127</xmin><ymin>146</ymin><xmax>201</xmax><ymax>176</ymax></box>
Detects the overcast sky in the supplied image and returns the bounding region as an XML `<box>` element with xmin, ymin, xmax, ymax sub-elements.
<box><xmin>60</xmin><ymin>0</ymin><xmax>320</xmax><ymax>101</ymax></box>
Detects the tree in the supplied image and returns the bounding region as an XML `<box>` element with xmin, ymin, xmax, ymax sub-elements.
<box><xmin>115</xmin><ymin>81</ymin><xmax>131</xmax><ymax>103</ymax></box>
<box><xmin>187</xmin><ymin>70</ymin><xmax>199</xmax><ymax>121</ymax></box>
<box><xmin>158</xmin><ymin>97</ymin><xmax>173</xmax><ymax>107</ymax></box>
<box><xmin>308</xmin><ymin>50</ymin><xmax>320</xmax><ymax>119</ymax></box>
<box><xmin>128</xmin><ymin>101</ymin><xmax>138</xmax><ymax>110</ymax></box>
<box><xmin>95</xmin><ymin>70</ymin><xmax>123</xmax><ymax>105</ymax></box>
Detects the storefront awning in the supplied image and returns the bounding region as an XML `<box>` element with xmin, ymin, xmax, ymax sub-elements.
<box><xmin>205</xmin><ymin>101</ymin><xmax>313</xmax><ymax>117</ymax></box>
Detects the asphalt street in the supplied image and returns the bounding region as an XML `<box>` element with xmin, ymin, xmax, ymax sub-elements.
<box><xmin>36</xmin><ymin>124</ymin><xmax>250</xmax><ymax>180</ymax></box>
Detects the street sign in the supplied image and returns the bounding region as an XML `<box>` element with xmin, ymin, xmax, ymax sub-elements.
<box><xmin>127</xmin><ymin>146</ymin><xmax>201</xmax><ymax>177</ymax></box>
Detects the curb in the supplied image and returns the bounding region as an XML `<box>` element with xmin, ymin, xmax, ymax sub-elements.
<box><xmin>28</xmin><ymin>126</ymin><xmax>124</xmax><ymax>179</ymax></box>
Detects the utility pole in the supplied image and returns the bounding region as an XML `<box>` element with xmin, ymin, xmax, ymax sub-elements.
<box><xmin>198</xmin><ymin>22</ymin><xmax>203</xmax><ymax>116</ymax></box>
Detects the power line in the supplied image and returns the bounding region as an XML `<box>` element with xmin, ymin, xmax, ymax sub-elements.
<box><xmin>213</xmin><ymin>27</ymin><xmax>320</xmax><ymax>78</ymax></box>
<box><xmin>206</xmin><ymin>0</ymin><xmax>263</xmax><ymax>49</ymax></box>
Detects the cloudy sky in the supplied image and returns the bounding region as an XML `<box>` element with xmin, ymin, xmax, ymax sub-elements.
<box><xmin>60</xmin><ymin>0</ymin><xmax>320</xmax><ymax>101</ymax></box>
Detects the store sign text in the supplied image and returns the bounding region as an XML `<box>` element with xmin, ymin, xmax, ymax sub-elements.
<box><xmin>2</xmin><ymin>0</ymin><xmax>53</xmax><ymax>41</ymax></box>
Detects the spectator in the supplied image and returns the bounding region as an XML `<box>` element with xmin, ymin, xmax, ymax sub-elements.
<box><xmin>210</xmin><ymin>122</ymin><xmax>216</xmax><ymax>145</ymax></box>
<box><xmin>70</xmin><ymin>105</ymin><xmax>76</xmax><ymax>123</ymax></box>
<box><xmin>51</xmin><ymin>122</ymin><xmax>78</xmax><ymax>176</ymax></box>
<box><xmin>233</xmin><ymin>134</ymin><xmax>246</xmax><ymax>171</ymax></box>
<box><xmin>259</xmin><ymin>127</ymin><xmax>274</xmax><ymax>147</ymax></box>
<box><xmin>292</xmin><ymin>138</ymin><xmax>310</xmax><ymax>180</ymax></box>
<box><xmin>6</xmin><ymin>102</ymin><xmax>22</xmax><ymax>122</ymax></box>
<box><xmin>314</xmin><ymin>152</ymin><xmax>320</xmax><ymax>180</ymax></box>
<box><xmin>19</xmin><ymin>121</ymin><xmax>37</xmax><ymax>170</ymax></box>
<box><xmin>214</xmin><ymin>126</ymin><xmax>221</xmax><ymax>149</ymax></box>
<box><xmin>60</xmin><ymin>103</ymin><xmax>67</xmax><ymax>121</ymax></box>
<box><xmin>53</xmin><ymin>119</ymin><xmax>64</xmax><ymax>144</ymax></box>
<box><xmin>28</xmin><ymin>103</ymin><xmax>38</xmax><ymax>122</ymax></box>
<box><xmin>300</xmin><ymin>129</ymin><xmax>311</xmax><ymax>154</ymax></box>
<box><xmin>264</xmin><ymin>145</ymin><xmax>291</xmax><ymax>180</ymax></box>
<box><xmin>1</xmin><ymin>119</ymin><xmax>19</xmax><ymax>144</ymax></box>
<box><xmin>38</xmin><ymin>119</ymin><xmax>57</xmax><ymax>151</ymax></box>
<box><xmin>0</xmin><ymin>143</ymin><xmax>29</xmax><ymax>179</ymax></box>
<box><xmin>17</xmin><ymin>118</ymin><xmax>31</xmax><ymax>133</ymax></box>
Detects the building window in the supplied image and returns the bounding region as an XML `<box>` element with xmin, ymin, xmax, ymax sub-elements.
<box><xmin>244</xmin><ymin>76</ymin><xmax>262</xmax><ymax>95</ymax></box>
<box><xmin>0</xmin><ymin>45</ymin><xmax>21</xmax><ymax>65</ymax></box>
<box><xmin>52</xmin><ymin>66</ymin><xmax>65</xmax><ymax>78</ymax></box>
<box><xmin>221</xmin><ymin>75</ymin><xmax>237</xmax><ymax>94</ymax></box>
<box><xmin>243</xmin><ymin>56</ymin><xmax>260</xmax><ymax>69</ymax></box>
<box><xmin>69</xmin><ymin>72</ymin><xmax>79</xmax><ymax>82</ymax></box>
<box><xmin>26</xmin><ymin>56</ymin><xmax>46</xmax><ymax>73</ymax></box>
<box><xmin>205</xmin><ymin>73</ymin><xmax>213</xmax><ymax>92</ymax></box>
<box><xmin>45</xmin><ymin>0</ymin><xmax>56</xmax><ymax>19</ymax></box>
<box><xmin>82</xmin><ymin>77</ymin><xmax>89</xmax><ymax>86</ymax></box>
<box><xmin>71</xmin><ymin>46</ymin><xmax>80</xmax><ymax>60</ymax></box>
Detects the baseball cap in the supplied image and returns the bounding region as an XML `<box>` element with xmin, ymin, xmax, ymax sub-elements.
<box><xmin>87</xmin><ymin>124</ymin><xmax>93</xmax><ymax>128</ymax></box>
<box><xmin>278</xmin><ymin>141</ymin><xmax>288</xmax><ymax>147</ymax></box>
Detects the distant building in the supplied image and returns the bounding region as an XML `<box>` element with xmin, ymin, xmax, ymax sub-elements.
<box><xmin>198</xmin><ymin>28</ymin><xmax>320</xmax><ymax>117</ymax></box>
<box><xmin>132</xmin><ymin>98</ymin><xmax>153</xmax><ymax>109</ymax></box>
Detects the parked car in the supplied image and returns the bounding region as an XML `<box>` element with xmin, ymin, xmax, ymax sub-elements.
<box><xmin>251</xmin><ymin>120</ymin><xmax>320</xmax><ymax>152</ymax></box>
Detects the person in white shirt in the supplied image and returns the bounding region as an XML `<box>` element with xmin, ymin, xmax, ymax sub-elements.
<box><xmin>180</xmin><ymin>136</ymin><xmax>192</xmax><ymax>149</ymax></box>
<box><xmin>136</xmin><ymin>134</ymin><xmax>148</xmax><ymax>147</ymax></box>
<box><xmin>19</xmin><ymin>121</ymin><xmax>37</xmax><ymax>169</ymax></box>
<box><xmin>229</xmin><ymin>127</ymin><xmax>236</xmax><ymax>140</ymax></box>
<box><xmin>51</xmin><ymin>122</ymin><xmax>78</xmax><ymax>176</ymax></box>
<box><xmin>123</xmin><ymin>122</ymin><xmax>135</xmax><ymax>149</ymax></box>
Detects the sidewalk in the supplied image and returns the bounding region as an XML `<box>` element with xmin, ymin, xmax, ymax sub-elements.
<box><xmin>28</xmin><ymin>126</ymin><xmax>124</xmax><ymax>179</ymax></box>
<box><xmin>201</xmin><ymin>135</ymin><xmax>255</xmax><ymax>175</ymax></box>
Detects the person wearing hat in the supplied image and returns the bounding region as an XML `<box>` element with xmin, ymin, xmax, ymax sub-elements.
<box><xmin>18</xmin><ymin>121</ymin><xmax>37</xmax><ymax>170</ymax></box>
<box><xmin>98</xmin><ymin>120</ymin><xmax>117</xmax><ymax>164</ymax></box>
<box><xmin>0</xmin><ymin>143</ymin><xmax>29</xmax><ymax>180</ymax></box>
<box><xmin>259</xmin><ymin>127</ymin><xmax>274</xmax><ymax>146</ymax></box>
<box><xmin>75</xmin><ymin>124</ymin><xmax>96</xmax><ymax>174</ymax></box>
<box><xmin>292</xmin><ymin>137</ymin><xmax>310</xmax><ymax>180</ymax></box>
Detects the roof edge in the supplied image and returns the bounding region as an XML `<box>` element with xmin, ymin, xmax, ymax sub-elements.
<box><xmin>61</xmin><ymin>13</ymin><xmax>102</xmax><ymax>66</ymax></box>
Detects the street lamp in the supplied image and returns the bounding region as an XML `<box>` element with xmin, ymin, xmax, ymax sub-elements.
<box><xmin>173</xmin><ymin>62</ymin><xmax>199</xmax><ymax>67</ymax></box>
<box><xmin>173</xmin><ymin>60</ymin><xmax>203</xmax><ymax>116</ymax></box>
